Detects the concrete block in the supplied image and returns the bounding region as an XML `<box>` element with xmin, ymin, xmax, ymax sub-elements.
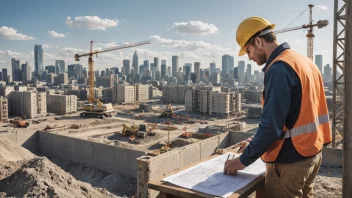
<box><xmin>114</xmin><ymin>147</ymin><xmax>144</xmax><ymax>179</ymax></box>
<box><xmin>322</xmin><ymin>147</ymin><xmax>342</xmax><ymax>167</ymax></box>
<box><xmin>61</xmin><ymin>136</ymin><xmax>74</xmax><ymax>161</ymax></box>
<box><xmin>200</xmin><ymin>137</ymin><xmax>218</xmax><ymax>160</ymax></box>
<box><xmin>149</xmin><ymin>151</ymin><xmax>181</xmax><ymax>180</ymax></box>
<box><xmin>180</xmin><ymin>144</ymin><xmax>201</xmax><ymax>167</ymax></box>
<box><xmin>229</xmin><ymin>131</ymin><xmax>254</xmax><ymax>145</ymax></box>
<box><xmin>19</xmin><ymin>131</ymin><xmax>39</xmax><ymax>153</ymax></box>
<box><xmin>52</xmin><ymin>134</ymin><xmax>63</xmax><ymax>159</ymax></box>
<box><xmin>92</xmin><ymin>142</ymin><xmax>114</xmax><ymax>173</ymax></box>
<box><xmin>39</xmin><ymin>132</ymin><xmax>53</xmax><ymax>156</ymax></box>
<box><xmin>80</xmin><ymin>139</ymin><xmax>94</xmax><ymax>167</ymax></box>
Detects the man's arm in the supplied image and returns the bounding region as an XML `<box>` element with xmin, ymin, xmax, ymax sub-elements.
<box><xmin>239</xmin><ymin>63</ymin><xmax>295</xmax><ymax>166</ymax></box>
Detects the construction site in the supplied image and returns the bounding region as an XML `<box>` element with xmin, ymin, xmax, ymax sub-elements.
<box><xmin>0</xmin><ymin>0</ymin><xmax>351</xmax><ymax>197</ymax></box>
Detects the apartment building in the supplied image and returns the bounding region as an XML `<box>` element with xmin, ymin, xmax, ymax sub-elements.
<box><xmin>47</xmin><ymin>94</ymin><xmax>77</xmax><ymax>115</ymax></box>
<box><xmin>0</xmin><ymin>97</ymin><xmax>8</xmax><ymax>122</ymax></box>
<box><xmin>185</xmin><ymin>85</ymin><xmax>241</xmax><ymax>117</ymax></box>
<box><xmin>112</xmin><ymin>85</ymin><xmax>135</xmax><ymax>104</ymax></box>
<box><xmin>7</xmin><ymin>91</ymin><xmax>47</xmax><ymax>119</ymax></box>
<box><xmin>162</xmin><ymin>85</ymin><xmax>186</xmax><ymax>104</ymax></box>
<box><xmin>135</xmin><ymin>84</ymin><xmax>149</xmax><ymax>102</ymax></box>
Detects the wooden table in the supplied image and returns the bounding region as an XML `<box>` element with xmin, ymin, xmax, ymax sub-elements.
<box><xmin>148</xmin><ymin>153</ymin><xmax>265</xmax><ymax>198</ymax></box>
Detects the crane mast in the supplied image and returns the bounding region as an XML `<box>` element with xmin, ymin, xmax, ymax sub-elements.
<box><xmin>307</xmin><ymin>4</ymin><xmax>314</xmax><ymax>60</ymax></box>
<box><xmin>274</xmin><ymin>4</ymin><xmax>328</xmax><ymax>60</ymax></box>
<box><xmin>75</xmin><ymin>41</ymin><xmax>150</xmax><ymax>104</ymax></box>
<box><xmin>74</xmin><ymin>40</ymin><xmax>150</xmax><ymax>119</ymax></box>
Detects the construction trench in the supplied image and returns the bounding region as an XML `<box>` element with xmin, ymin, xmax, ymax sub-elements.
<box><xmin>0</xmin><ymin>129</ymin><xmax>343</xmax><ymax>198</ymax></box>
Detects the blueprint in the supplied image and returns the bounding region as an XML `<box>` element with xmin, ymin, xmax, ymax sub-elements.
<box><xmin>162</xmin><ymin>152</ymin><xmax>266</xmax><ymax>198</ymax></box>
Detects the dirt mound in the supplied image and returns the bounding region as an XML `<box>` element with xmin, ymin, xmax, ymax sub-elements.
<box><xmin>0</xmin><ymin>157</ymin><xmax>117</xmax><ymax>198</ymax></box>
<box><xmin>51</xmin><ymin>158</ymin><xmax>136</xmax><ymax>197</ymax></box>
<box><xmin>0</xmin><ymin>137</ymin><xmax>34</xmax><ymax>163</ymax></box>
<box><xmin>315</xmin><ymin>175</ymin><xmax>342</xmax><ymax>198</ymax></box>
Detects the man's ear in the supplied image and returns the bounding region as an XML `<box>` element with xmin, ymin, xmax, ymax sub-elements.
<box><xmin>255</xmin><ymin>37</ymin><xmax>262</xmax><ymax>47</ymax></box>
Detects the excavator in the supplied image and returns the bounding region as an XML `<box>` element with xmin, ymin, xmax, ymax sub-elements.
<box><xmin>74</xmin><ymin>40</ymin><xmax>150</xmax><ymax>119</ymax></box>
<box><xmin>121</xmin><ymin>123</ymin><xmax>156</xmax><ymax>138</ymax></box>
<box><xmin>160</xmin><ymin>104</ymin><xmax>173</xmax><ymax>118</ymax></box>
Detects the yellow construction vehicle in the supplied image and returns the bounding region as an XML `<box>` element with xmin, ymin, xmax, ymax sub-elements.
<box><xmin>121</xmin><ymin>124</ymin><xmax>139</xmax><ymax>136</ymax></box>
<box><xmin>74</xmin><ymin>40</ymin><xmax>150</xmax><ymax>119</ymax></box>
<box><xmin>160</xmin><ymin>104</ymin><xmax>173</xmax><ymax>118</ymax></box>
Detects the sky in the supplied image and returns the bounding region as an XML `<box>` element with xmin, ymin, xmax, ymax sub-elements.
<box><xmin>0</xmin><ymin>0</ymin><xmax>335</xmax><ymax>74</ymax></box>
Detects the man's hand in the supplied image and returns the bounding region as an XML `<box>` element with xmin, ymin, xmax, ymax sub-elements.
<box><xmin>232</xmin><ymin>136</ymin><xmax>252</xmax><ymax>153</ymax></box>
<box><xmin>223</xmin><ymin>157</ymin><xmax>246</xmax><ymax>175</ymax></box>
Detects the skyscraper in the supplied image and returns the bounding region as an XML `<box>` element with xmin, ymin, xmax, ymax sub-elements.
<box><xmin>234</xmin><ymin>67</ymin><xmax>239</xmax><ymax>81</ymax></box>
<box><xmin>246</xmin><ymin>64</ymin><xmax>252</xmax><ymax>82</ymax></box>
<box><xmin>161</xmin><ymin>60</ymin><xmax>166</xmax><ymax>78</ymax></box>
<box><xmin>194</xmin><ymin>62</ymin><xmax>200</xmax><ymax>83</ymax></box>
<box><xmin>172</xmin><ymin>56</ymin><xmax>178</xmax><ymax>77</ymax></box>
<box><xmin>123</xmin><ymin>60</ymin><xmax>131</xmax><ymax>75</ymax></box>
<box><xmin>324</xmin><ymin>64</ymin><xmax>332</xmax><ymax>82</ymax></box>
<box><xmin>2</xmin><ymin>69</ymin><xmax>8</xmax><ymax>83</ymax></box>
<box><xmin>210</xmin><ymin>62</ymin><xmax>216</xmax><ymax>74</ymax></box>
<box><xmin>55</xmin><ymin>60</ymin><xmax>65</xmax><ymax>74</ymax></box>
<box><xmin>34</xmin><ymin>45</ymin><xmax>44</xmax><ymax>79</ymax></box>
<box><xmin>132</xmin><ymin>50</ymin><xmax>138</xmax><ymax>73</ymax></box>
<box><xmin>238</xmin><ymin>61</ymin><xmax>245</xmax><ymax>82</ymax></box>
<box><xmin>222</xmin><ymin>55</ymin><xmax>234</xmax><ymax>77</ymax></box>
<box><xmin>11</xmin><ymin>58</ymin><xmax>21</xmax><ymax>81</ymax></box>
<box><xmin>315</xmin><ymin>54</ymin><xmax>323</xmax><ymax>74</ymax></box>
<box><xmin>184</xmin><ymin>63</ymin><xmax>191</xmax><ymax>81</ymax></box>
<box><xmin>21</xmin><ymin>62</ymin><xmax>31</xmax><ymax>83</ymax></box>
<box><xmin>154</xmin><ymin>57</ymin><xmax>159</xmax><ymax>71</ymax></box>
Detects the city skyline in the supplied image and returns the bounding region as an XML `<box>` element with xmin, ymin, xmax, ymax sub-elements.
<box><xmin>1</xmin><ymin>0</ymin><xmax>334</xmax><ymax>72</ymax></box>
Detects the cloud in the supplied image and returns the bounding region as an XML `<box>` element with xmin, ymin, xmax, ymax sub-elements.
<box><xmin>172</xmin><ymin>21</ymin><xmax>219</xmax><ymax>35</ymax></box>
<box><xmin>42</xmin><ymin>44</ymin><xmax>52</xmax><ymax>48</ymax></box>
<box><xmin>295</xmin><ymin>39</ymin><xmax>304</xmax><ymax>43</ymax></box>
<box><xmin>57</xmin><ymin>47</ymin><xmax>88</xmax><ymax>57</ymax></box>
<box><xmin>0</xmin><ymin>26</ymin><xmax>34</xmax><ymax>40</ymax></box>
<box><xmin>180</xmin><ymin>52</ymin><xmax>200</xmax><ymax>60</ymax></box>
<box><xmin>0</xmin><ymin>61</ymin><xmax>5</xmax><ymax>64</ymax></box>
<box><xmin>47</xmin><ymin>30</ymin><xmax>65</xmax><ymax>38</ymax></box>
<box><xmin>150</xmin><ymin>35</ymin><xmax>232</xmax><ymax>52</ymax></box>
<box><xmin>0</xmin><ymin>50</ymin><xmax>23</xmax><ymax>58</ymax></box>
<box><xmin>66</xmin><ymin>16</ymin><xmax>118</xmax><ymax>30</ymax></box>
<box><xmin>316</xmin><ymin>5</ymin><xmax>328</xmax><ymax>10</ymax></box>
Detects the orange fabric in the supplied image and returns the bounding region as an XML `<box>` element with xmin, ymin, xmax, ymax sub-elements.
<box><xmin>261</xmin><ymin>49</ymin><xmax>332</xmax><ymax>162</ymax></box>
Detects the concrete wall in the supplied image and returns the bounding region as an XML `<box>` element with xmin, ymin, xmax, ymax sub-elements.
<box><xmin>2</xmin><ymin>131</ymin><xmax>39</xmax><ymax>154</ymax></box>
<box><xmin>38</xmin><ymin>131</ymin><xmax>145</xmax><ymax>178</ymax></box>
<box><xmin>137</xmin><ymin>132</ymin><xmax>230</xmax><ymax>198</ymax></box>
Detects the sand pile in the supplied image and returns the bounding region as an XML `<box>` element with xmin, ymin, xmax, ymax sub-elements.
<box><xmin>0</xmin><ymin>157</ymin><xmax>117</xmax><ymax>198</ymax></box>
<box><xmin>0</xmin><ymin>137</ymin><xmax>35</xmax><ymax>181</ymax></box>
<box><xmin>51</xmin><ymin>158</ymin><xmax>136</xmax><ymax>197</ymax></box>
<box><xmin>0</xmin><ymin>137</ymin><xmax>34</xmax><ymax>163</ymax></box>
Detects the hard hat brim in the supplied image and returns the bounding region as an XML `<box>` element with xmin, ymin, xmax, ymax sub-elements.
<box><xmin>238</xmin><ymin>48</ymin><xmax>246</xmax><ymax>56</ymax></box>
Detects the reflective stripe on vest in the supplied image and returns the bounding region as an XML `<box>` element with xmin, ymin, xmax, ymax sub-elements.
<box><xmin>283</xmin><ymin>114</ymin><xmax>329</xmax><ymax>139</ymax></box>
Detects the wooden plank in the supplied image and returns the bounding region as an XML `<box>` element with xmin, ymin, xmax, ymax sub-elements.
<box><xmin>149</xmin><ymin>175</ymin><xmax>264</xmax><ymax>198</ymax></box>
<box><xmin>149</xmin><ymin>181</ymin><xmax>213</xmax><ymax>198</ymax></box>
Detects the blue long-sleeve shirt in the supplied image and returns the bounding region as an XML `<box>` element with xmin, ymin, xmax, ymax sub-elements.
<box><xmin>240</xmin><ymin>42</ymin><xmax>313</xmax><ymax>166</ymax></box>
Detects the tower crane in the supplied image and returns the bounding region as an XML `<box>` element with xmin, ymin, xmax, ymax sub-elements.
<box><xmin>74</xmin><ymin>40</ymin><xmax>150</xmax><ymax>118</ymax></box>
<box><xmin>274</xmin><ymin>4</ymin><xmax>329</xmax><ymax>60</ymax></box>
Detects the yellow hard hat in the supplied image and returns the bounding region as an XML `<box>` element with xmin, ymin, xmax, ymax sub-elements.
<box><xmin>236</xmin><ymin>17</ymin><xmax>276</xmax><ymax>56</ymax></box>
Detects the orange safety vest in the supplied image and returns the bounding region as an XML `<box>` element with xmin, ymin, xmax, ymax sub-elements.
<box><xmin>261</xmin><ymin>49</ymin><xmax>332</xmax><ymax>162</ymax></box>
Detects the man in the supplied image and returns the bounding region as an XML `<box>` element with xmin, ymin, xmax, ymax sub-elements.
<box><xmin>223</xmin><ymin>17</ymin><xmax>332</xmax><ymax>198</ymax></box>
